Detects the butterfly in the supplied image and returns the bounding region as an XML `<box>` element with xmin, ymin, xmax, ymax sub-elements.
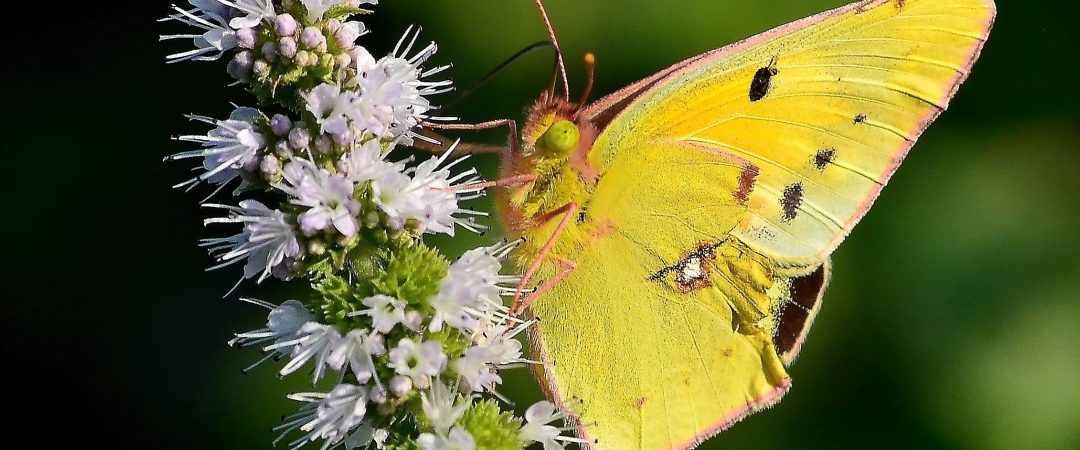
<box><xmin>425</xmin><ymin>0</ymin><xmax>996</xmax><ymax>448</ymax></box>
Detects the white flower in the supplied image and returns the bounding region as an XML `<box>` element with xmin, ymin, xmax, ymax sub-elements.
<box><xmin>349</xmin><ymin>295</ymin><xmax>406</xmax><ymax>333</ymax></box>
<box><xmin>455</xmin><ymin>317</ymin><xmax>532</xmax><ymax>393</ymax></box>
<box><xmin>230</xmin><ymin>298</ymin><xmax>314</xmax><ymax>349</ymax></box>
<box><xmin>276</xmin><ymin>160</ymin><xmax>361</xmax><ymax>237</ymax></box>
<box><xmin>338</xmin><ymin>139</ymin><xmax>404</xmax><ymax>185</ymax></box>
<box><xmin>301</xmin><ymin>0</ymin><xmax>347</xmax><ymax>21</ymax></box>
<box><xmin>201</xmin><ymin>200</ymin><xmax>301</xmax><ymax>284</ymax></box>
<box><xmin>169</xmin><ymin>107</ymin><xmax>267</xmax><ymax>191</ymax></box>
<box><xmin>304</xmin><ymin>84</ymin><xmax>355</xmax><ymax>136</ymax></box>
<box><xmin>279</xmin><ymin>384</ymin><xmax>369</xmax><ymax>449</ymax></box>
<box><xmin>160</xmin><ymin>1</ymin><xmax>238</xmax><ymax>62</ymax></box>
<box><xmin>404</xmin><ymin>144</ymin><xmax>487</xmax><ymax>235</ymax></box>
<box><xmin>219</xmin><ymin>0</ymin><xmax>276</xmax><ymax>28</ymax></box>
<box><xmin>327</xmin><ymin>330</ymin><xmax>385</xmax><ymax>383</ymax></box>
<box><xmin>346</xmin><ymin>27</ymin><xmax>453</xmax><ymax>141</ymax></box>
<box><xmin>417</xmin><ymin>427</ymin><xmax>475</xmax><ymax>450</ymax></box>
<box><xmin>275</xmin><ymin>322</ymin><xmax>343</xmax><ymax>383</ymax></box>
<box><xmin>519</xmin><ymin>402</ymin><xmax>570</xmax><ymax>450</ymax></box>
<box><xmin>420</xmin><ymin>382</ymin><xmax>470</xmax><ymax>434</ymax></box>
<box><xmin>430</xmin><ymin>244</ymin><xmax>519</xmax><ymax>333</ymax></box>
<box><xmin>454</xmin><ymin>347</ymin><xmax>503</xmax><ymax>394</ymax></box>
<box><xmin>387</xmin><ymin>338</ymin><xmax>446</xmax><ymax>388</ymax></box>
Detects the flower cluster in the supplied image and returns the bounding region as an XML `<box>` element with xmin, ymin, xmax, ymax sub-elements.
<box><xmin>162</xmin><ymin>1</ymin><xmax>582</xmax><ymax>449</ymax></box>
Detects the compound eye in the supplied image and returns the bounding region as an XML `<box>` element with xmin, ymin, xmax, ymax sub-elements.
<box><xmin>541</xmin><ymin>119</ymin><xmax>580</xmax><ymax>154</ymax></box>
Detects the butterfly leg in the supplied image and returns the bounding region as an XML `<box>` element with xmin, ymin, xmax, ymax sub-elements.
<box><xmin>449</xmin><ymin>173</ymin><xmax>537</xmax><ymax>193</ymax></box>
<box><xmin>510</xmin><ymin>201</ymin><xmax>579</xmax><ymax>315</ymax></box>
<box><xmin>513</xmin><ymin>257</ymin><xmax>577</xmax><ymax>316</ymax></box>
<box><xmin>421</xmin><ymin>119</ymin><xmax>520</xmax><ymax>159</ymax></box>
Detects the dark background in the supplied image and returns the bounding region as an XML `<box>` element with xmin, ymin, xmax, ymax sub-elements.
<box><xmin>6</xmin><ymin>0</ymin><xmax>1078</xmax><ymax>448</ymax></box>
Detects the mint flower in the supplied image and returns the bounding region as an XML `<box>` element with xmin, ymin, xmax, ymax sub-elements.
<box><xmin>388</xmin><ymin>338</ymin><xmax>446</xmax><ymax>388</ymax></box>
<box><xmin>277</xmin><ymin>321</ymin><xmax>342</xmax><ymax>383</ymax></box>
<box><xmin>281</xmin><ymin>384</ymin><xmax>369</xmax><ymax>449</ymax></box>
<box><xmin>201</xmin><ymin>200</ymin><xmax>300</xmax><ymax>284</ymax></box>
<box><xmin>347</xmin><ymin>27</ymin><xmax>453</xmax><ymax>141</ymax></box>
<box><xmin>169</xmin><ymin>107</ymin><xmax>267</xmax><ymax>192</ymax></box>
<box><xmin>277</xmin><ymin>160</ymin><xmax>361</xmax><ymax>237</ymax></box>
<box><xmin>327</xmin><ymin>330</ymin><xmax>383</xmax><ymax>384</ymax></box>
<box><xmin>160</xmin><ymin>2</ymin><xmax>238</xmax><ymax>62</ymax></box>
<box><xmin>417</xmin><ymin>427</ymin><xmax>475</xmax><ymax>450</ymax></box>
<box><xmin>164</xmin><ymin>3</ymin><xmax>584</xmax><ymax>448</ymax></box>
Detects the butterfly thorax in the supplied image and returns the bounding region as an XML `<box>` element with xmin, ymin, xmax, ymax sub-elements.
<box><xmin>499</xmin><ymin>95</ymin><xmax>599</xmax><ymax>234</ymax></box>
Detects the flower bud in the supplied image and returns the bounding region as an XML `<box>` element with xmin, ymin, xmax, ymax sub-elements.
<box><xmin>227</xmin><ymin>50</ymin><xmax>255</xmax><ymax>80</ymax></box>
<box><xmin>236</xmin><ymin>27</ymin><xmax>257</xmax><ymax>49</ymax></box>
<box><xmin>336</xmin><ymin>53</ymin><xmax>352</xmax><ymax>68</ymax></box>
<box><xmin>274</xmin><ymin>140</ymin><xmax>293</xmax><ymax>158</ymax></box>
<box><xmin>252</xmin><ymin>59</ymin><xmax>271</xmax><ymax>78</ymax></box>
<box><xmin>294</xmin><ymin>50</ymin><xmax>314</xmax><ymax>67</ymax></box>
<box><xmin>273</xmin><ymin>13</ymin><xmax>298</xmax><ymax>36</ymax></box>
<box><xmin>333</xmin><ymin>129</ymin><xmax>354</xmax><ymax>146</ymax></box>
<box><xmin>390</xmin><ymin>375</ymin><xmax>413</xmax><ymax>397</ymax></box>
<box><xmin>278</xmin><ymin>37</ymin><xmax>298</xmax><ymax>59</ymax></box>
<box><xmin>334</xmin><ymin>21</ymin><xmax>364</xmax><ymax>48</ymax></box>
<box><xmin>315</xmin><ymin>135</ymin><xmax>332</xmax><ymax>154</ymax></box>
<box><xmin>403</xmin><ymin>310</ymin><xmax>423</xmax><ymax>331</ymax></box>
<box><xmin>301</xmin><ymin>27</ymin><xmax>325</xmax><ymax>49</ymax></box>
<box><xmin>260</xmin><ymin>154</ymin><xmax>281</xmax><ymax>176</ymax></box>
<box><xmin>369</xmin><ymin>385</ymin><xmax>388</xmax><ymax>404</ymax></box>
<box><xmin>270</xmin><ymin>114</ymin><xmax>292</xmax><ymax>136</ymax></box>
<box><xmin>288</xmin><ymin>127</ymin><xmax>311</xmax><ymax>149</ymax></box>
<box><xmin>260</xmin><ymin>42</ymin><xmax>278</xmax><ymax>61</ymax></box>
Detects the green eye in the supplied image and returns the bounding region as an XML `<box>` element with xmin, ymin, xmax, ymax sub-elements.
<box><xmin>541</xmin><ymin>119</ymin><xmax>580</xmax><ymax>154</ymax></box>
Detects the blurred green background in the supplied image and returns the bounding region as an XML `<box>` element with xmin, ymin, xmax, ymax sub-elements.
<box><xmin>6</xmin><ymin>0</ymin><xmax>1078</xmax><ymax>448</ymax></box>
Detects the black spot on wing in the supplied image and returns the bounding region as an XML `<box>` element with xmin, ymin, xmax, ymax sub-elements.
<box><xmin>748</xmin><ymin>65</ymin><xmax>778</xmax><ymax>102</ymax></box>
<box><xmin>813</xmin><ymin>148</ymin><xmax>837</xmax><ymax>171</ymax></box>
<box><xmin>853</xmin><ymin>114</ymin><xmax>868</xmax><ymax>124</ymax></box>
<box><xmin>780</xmin><ymin>183</ymin><xmax>804</xmax><ymax>222</ymax></box>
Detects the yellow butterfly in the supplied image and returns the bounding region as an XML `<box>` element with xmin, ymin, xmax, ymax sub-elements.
<box><xmin>430</xmin><ymin>0</ymin><xmax>995</xmax><ymax>448</ymax></box>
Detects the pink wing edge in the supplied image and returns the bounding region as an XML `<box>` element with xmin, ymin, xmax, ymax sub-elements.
<box><xmin>533</xmin><ymin>0</ymin><xmax>997</xmax><ymax>448</ymax></box>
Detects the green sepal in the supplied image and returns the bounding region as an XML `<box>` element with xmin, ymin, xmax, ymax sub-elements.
<box><xmin>459</xmin><ymin>400</ymin><xmax>526</xmax><ymax>450</ymax></box>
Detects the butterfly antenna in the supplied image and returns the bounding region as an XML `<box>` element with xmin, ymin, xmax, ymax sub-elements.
<box><xmin>437</xmin><ymin>40</ymin><xmax>556</xmax><ymax>114</ymax></box>
<box><xmin>534</xmin><ymin>0</ymin><xmax>570</xmax><ymax>101</ymax></box>
<box><xmin>577</xmin><ymin>53</ymin><xmax>596</xmax><ymax>109</ymax></box>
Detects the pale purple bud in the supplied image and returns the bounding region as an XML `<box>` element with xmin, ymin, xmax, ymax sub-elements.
<box><xmin>278</xmin><ymin>37</ymin><xmax>298</xmax><ymax>59</ymax></box>
<box><xmin>315</xmin><ymin>135</ymin><xmax>332</xmax><ymax>154</ymax></box>
<box><xmin>270</xmin><ymin>114</ymin><xmax>293</xmax><ymax>136</ymax></box>
<box><xmin>274</xmin><ymin>14</ymin><xmax>298</xmax><ymax>36</ymax></box>
<box><xmin>403</xmin><ymin>311</ymin><xmax>422</xmax><ymax>331</ymax></box>
<box><xmin>288</xmin><ymin>127</ymin><xmax>311</xmax><ymax>149</ymax></box>
<box><xmin>326</xmin><ymin>19</ymin><xmax>343</xmax><ymax>31</ymax></box>
<box><xmin>390</xmin><ymin>375</ymin><xmax>413</xmax><ymax>397</ymax></box>
<box><xmin>301</xmin><ymin>27</ymin><xmax>325</xmax><ymax>49</ymax></box>
<box><xmin>332</xmin><ymin>129</ymin><xmax>354</xmax><ymax>146</ymax></box>
<box><xmin>260</xmin><ymin>42</ymin><xmax>278</xmax><ymax>61</ymax></box>
<box><xmin>242</xmin><ymin>156</ymin><xmax>260</xmax><ymax>172</ymax></box>
<box><xmin>334</xmin><ymin>22</ymin><xmax>364</xmax><ymax>48</ymax></box>
<box><xmin>260</xmin><ymin>154</ymin><xmax>281</xmax><ymax>176</ymax></box>
<box><xmin>236</xmin><ymin>27</ymin><xmax>257</xmax><ymax>49</ymax></box>
<box><xmin>227</xmin><ymin>51</ymin><xmax>255</xmax><ymax>80</ymax></box>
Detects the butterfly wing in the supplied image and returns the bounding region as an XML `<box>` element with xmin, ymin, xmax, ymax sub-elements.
<box><xmin>589</xmin><ymin>0</ymin><xmax>995</xmax><ymax>260</ymax></box>
<box><xmin>529</xmin><ymin>0</ymin><xmax>995</xmax><ymax>448</ymax></box>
